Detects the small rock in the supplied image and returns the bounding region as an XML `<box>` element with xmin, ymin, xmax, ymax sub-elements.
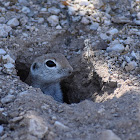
<box><xmin>10</xmin><ymin>116</ymin><xmax>23</xmax><ymax>123</ymax></box>
<box><xmin>60</xmin><ymin>20</ymin><xmax>68</xmax><ymax>26</ymax></box>
<box><xmin>125</xmin><ymin>61</ymin><xmax>137</xmax><ymax>71</ymax></box>
<box><xmin>107</xmin><ymin>44</ymin><xmax>124</xmax><ymax>53</ymax></box>
<box><xmin>90</xmin><ymin>22</ymin><xmax>99</xmax><ymax>30</ymax></box>
<box><xmin>81</xmin><ymin>17</ymin><xmax>90</xmax><ymax>25</ymax></box>
<box><xmin>137</xmin><ymin>12</ymin><xmax>140</xmax><ymax>20</ymax></box>
<box><xmin>2</xmin><ymin>55</ymin><xmax>15</xmax><ymax>63</ymax></box>
<box><xmin>20</xmin><ymin>16</ymin><xmax>28</xmax><ymax>25</ymax></box>
<box><xmin>79</xmin><ymin>0</ymin><xmax>89</xmax><ymax>6</ymax></box>
<box><xmin>68</xmin><ymin>6</ymin><xmax>76</xmax><ymax>15</ymax></box>
<box><xmin>125</xmin><ymin>45</ymin><xmax>130</xmax><ymax>51</ymax></box>
<box><xmin>0</xmin><ymin>108</ymin><xmax>4</xmax><ymax>112</ymax></box>
<box><xmin>107</xmin><ymin>28</ymin><xmax>118</xmax><ymax>36</ymax></box>
<box><xmin>28</xmin><ymin>116</ymin><xmax>48</xmax><ymax>138</ymax></box>
<box><xmin>104</xmin><ymin>20</ymin><xmax>111</xmax><ymax>25</ymax></box>
<box><xmin>0</xmin><ymin>17</ymin><xmax>6</xmax><ymax>24</ymax></box>
<box><xmin>18</xmin><ymin>0</ymin><xmax>28</xmax><ymax>5</ymax></box>
<box><xmin>0</xmin><ymin>125</ymin><xmax>4</xmax><ymax>134</ymax></box>
<box><xmin>22</xmin><ymin>33</ymin><xmax>28</xmax><ymax>37</ymax></box>
<box><xmin>4</xmin><ymin>63</ymin><xmax>15</xmax><ymax>69</ymax></box>
<box><xmin>29</xmin><ymin>48</ymin><xmax>33</xmax><ymax>52</ymax></box>
<box><xmin>112</xmin><ymin>16</ymin><xmax>131</xmax><ymax>24</ymax></box>
<box><xmin>92</xmin><ymin>0</ymin><xmax>104</xmax><ymax>9</ymax></box>
<box><xmin>48</xmin><ymin>7</ymin><xmax>61</xmax><ymax>15</ymax></box>
<box><xmin>100</xmin><ymin>130</ymin><xmax>121</xmax><ymax>140</ymax></box>
<box><xmin>7</xmin><ymin>18</ymin><xmax>19</xmax><ymax>27</ymax></box>
<box><xmin>125</xmin><ymin>56</ymin><xmax>131</xmax><ymax>63</ymax></box>
<box><xmin>124</xmin><ymin>37</ymin><xmax>133</xmax><ymax>45</ymax></box>
<box><xmin>0</xmin><ymin>24</ymin><xmax>12</xmax><ymax>37</ymax></box>
<box><xmin>18</xmin><ymin>91</ymin><xmax>29</xmax><ymax>97</ymax></box>
<box><xmin>72</xmin><ymin>16</ymin><xmax>81</xmax><ymax>22</ymax></box>
<box><xmin>40</xmin><ymin>8</ymin><xmax>47</xmax><ymax>12</ymax></box>
<box><xmin>0</xmin><ymin>7</ymin><xmax>6</xmax><ymax>13</ymax></box>
<box><xmin>0</xmin><ymin>49</ymin><xmax>6</xmax><ymax>55</ymax></box>
<box><xmin>4</xmin><ymin>2</ymin><xmax>10</xmax><ymax>7</ymax></box>
<box><xmin>22</xmin><ymin>6</ymin><xmax>30</xmax><ymax>14</ymax></box>
<box><xmin>1</xmin><ymin>94</ymin><xmax>15</xmax><ymax>104</ymax></box>
<box><xmin>121</xmin><ymin>61</ymin><xmax>126</xmax><ymax>69</ymax></box>
<box><xmin>47</xmin><ymin>15</ymin><xmax>59</xmax><ymax>26</ymax></box>
<box><xmin>133</xmin><ymin>19</ymin><xmax>140</xmax><ymax>25</ymax></box>
<box><xmin>54</xmin><ymin>121</ymin><xmax>69</xmax><ymax>131</ymax></box>
<box><xmin>38</xmin><ymin>18</ymin><xmax>44</xmax><ymax>24</ymax></box>
<box><xmin>79</xmin><ymin>10</ymin><xmax>87</xmax><ymax>16</ymax></box>
<box><xmin>100</xmin><ymin>33</ymin><xmax>109</xmax><ymax>40</ymax></box>
<box><xmin>131</xmin><ymin>51</ymin><xmax>137</xmax><ymax>60</ymax></box>
<box><xmin>56</xmin><ymin>25</ymin><xmax>62</xmax><ymax>30</ymax></box>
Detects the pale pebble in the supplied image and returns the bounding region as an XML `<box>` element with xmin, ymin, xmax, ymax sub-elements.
<box><xmin>125</xmin><ymin>56</ymin><xmax>131</xmax><ymax>63</ymax></box>
<box><xmin>107</xmin><ymin>44</ymin><xmax>124</xmax><ymax>53</ymax></box>
<box><xmin>100</xmin><ymin>130</ymin><xmax>121</xmax><ymax>140</ymax></box>
<box><xmin>54</xmin><ymin>121</ymin><xmax>69</xmax><ymax>131</ymax></box>
<box><xmin>22</xmin><ymin>6</ymin><xmax>30</xmax><ymax>14</ymax></box>
<box><xmin>0</xmin><ymin>17</ymin><xmax>6</xmax><ymax>24</ymax></box>
<box><xmin>0</xmin><ymin>24</ymin><xmax>12</xmax><ymax>37</ymax></box>
<box><xmin>79</xmin><ymin>0</ymin><xmax>89</xmax><ymax>6</ymax></box>
<box><xmin>2</xmin><ymin>55</ymin><xmax>15</xmax><ymax>63</ymax></box>
<box><xmin>137</xmin><ymin>12</ymin><xmax>140</xmax><ymax>20</ymax></box>
<box><xmin>72</xmin><ymin>16</ymin><xmax>81</xmax><ymax>22</ymax></box>
<box><xmin>90</xmin><ymin>22</ymin><xmax>99</xmax><ymax>30</ymax></box>
<box><xmin>40</xmin><ymin>8</ymin><xmax>47</xmax><ymax>12</ymax></box>
<box><xmin>68</xmin><ymin>6</ymin><xmax>76</xmax><ymax>15</ymax></box>
<box><xmin>133</xmin><ymin>19</ymin><xmax>140</xmax><ymax>25</ymax></box>
<box><xmin>100</xmin><ymin>33</ymin><xmax>110</xmax><ymax>40</ymax></box>
<box><xmin>0</xmin><ymin>125</ymin><xmax>4</xmax><ymax>134</ymax></box>
<box><xmin>4</xmin><ymin>63</ymin><xmax>15</xmax><ymax>69</ymax></box>
<box><xmin>131</xmin><ymin>51</ymin><xmax>137</xmax><ymax>59</ymax></box>
<box><xmin>107</xmin><ymin>28</ymin><xmax>118</xmax><ymax>36</ymax></box>
<box><xmin>81</xmin><ymin>17</ymin><xmax>90</xmax><ymax>25</ymax></box>
<box><xmin>48</xmin><ymin>7</ymin><xmax>60</xmax><ymax>15</ymax></box>
<box><xmin>125</xmin><ymin>61</ymin><xmax>138</xmax><ymax>71</ymax></box>
<box><xmin>28</xmin><ymin>116</ymin><xmax>48</xmax><ymax>138</ymax></box>
<box><xmin>104</xmin><ymin>20</ymin><xmax>111</xmax><ymax>25</ymax></box>
<box><xmin>121</xmin><ymin>61</ymin><xmax>126</xmax><ymax>69</ymax></box>
<box><xmin>0</xmin><ymin>49</ymin><xmax>6</xmax><ymax>55</ymax></box>
<box><xmin>1</xmin><ymin>94</ymin><xmax>15</xmax><ymax>104</ymax></box>
<box><xmin>38</xmin><ymin>18</ymin><xmax>44</xmax><ymax>24</ymax></box>
<box><xmin>47</xmin><ymin>15</ymin><xmax>59</xmax><ymax>26</ymax></box>
<box><xmin>92</xmin><ymin>0</ymin><xmax>104</xmax><ymax>9</ymax></box>
<box><xmin>18</xmin><ymin>0</ymin><xmax>28</xmax><ymax>5</ymax></box>
<box><xmin>56</xmin><ymin>25</ymin><xmax>62</xmax><ymax>30</ymax></box>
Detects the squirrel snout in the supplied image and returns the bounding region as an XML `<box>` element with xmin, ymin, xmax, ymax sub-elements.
<box><xmin>67</xmin><ymin>67</ymin><xmax>73</xmax><ymax>75</ymax></box>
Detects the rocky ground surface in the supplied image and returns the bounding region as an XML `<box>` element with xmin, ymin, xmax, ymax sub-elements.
<box><xmin>0</xmin><ymin>0</ymin><xmax>140</xmax><ymax>139</ymax></box>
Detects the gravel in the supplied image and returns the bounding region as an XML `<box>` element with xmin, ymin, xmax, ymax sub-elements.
<box><xmin>0</xmin><ymin>0</ymin><xmax>139</xmax><ymax>139</ymax></box>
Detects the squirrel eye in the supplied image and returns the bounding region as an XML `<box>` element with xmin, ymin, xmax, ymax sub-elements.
<box><xmin>46</xmin><ymin>60</ymin><xmax>56</xmax><ymax>67</ymax></box>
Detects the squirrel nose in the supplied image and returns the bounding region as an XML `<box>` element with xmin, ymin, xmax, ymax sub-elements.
<box><xmin>68</xmin><ymin>67</ymin><xmax>73</xmax><ymax>74</ymax></box>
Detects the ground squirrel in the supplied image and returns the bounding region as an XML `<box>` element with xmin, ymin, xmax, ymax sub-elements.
<box><xmin>25</xmin><ymin>53</ymin><xmax>73</xmax><ymax>103</ymax></box>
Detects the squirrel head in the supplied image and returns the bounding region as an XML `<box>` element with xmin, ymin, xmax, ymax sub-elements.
<box><xmin>30</xmin><ymin>53</ymin><xmax>73</xmax><ymax>84</ymax></box>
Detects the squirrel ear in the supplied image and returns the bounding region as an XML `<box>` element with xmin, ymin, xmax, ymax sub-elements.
<box><xmin>32</xmin><ymin>62</ymin><xmax>39</xmax><ymax>70</ymax></box>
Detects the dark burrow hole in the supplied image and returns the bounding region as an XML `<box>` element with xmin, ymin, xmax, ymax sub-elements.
<box><xmin>15</xmin><ymin>59</ymin><xmax>116</xmax><ymax>104</ymax></box>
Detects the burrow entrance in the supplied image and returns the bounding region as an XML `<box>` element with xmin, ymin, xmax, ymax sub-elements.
<box><xmin>15</xmin><ymin>53</ymin><xmax>117</xmax><ymax>104</ymax></box>
<box><xmin>14</xmin><ymin>31</ymin><xmax>117</xmax><ymax>104</ymax></box>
